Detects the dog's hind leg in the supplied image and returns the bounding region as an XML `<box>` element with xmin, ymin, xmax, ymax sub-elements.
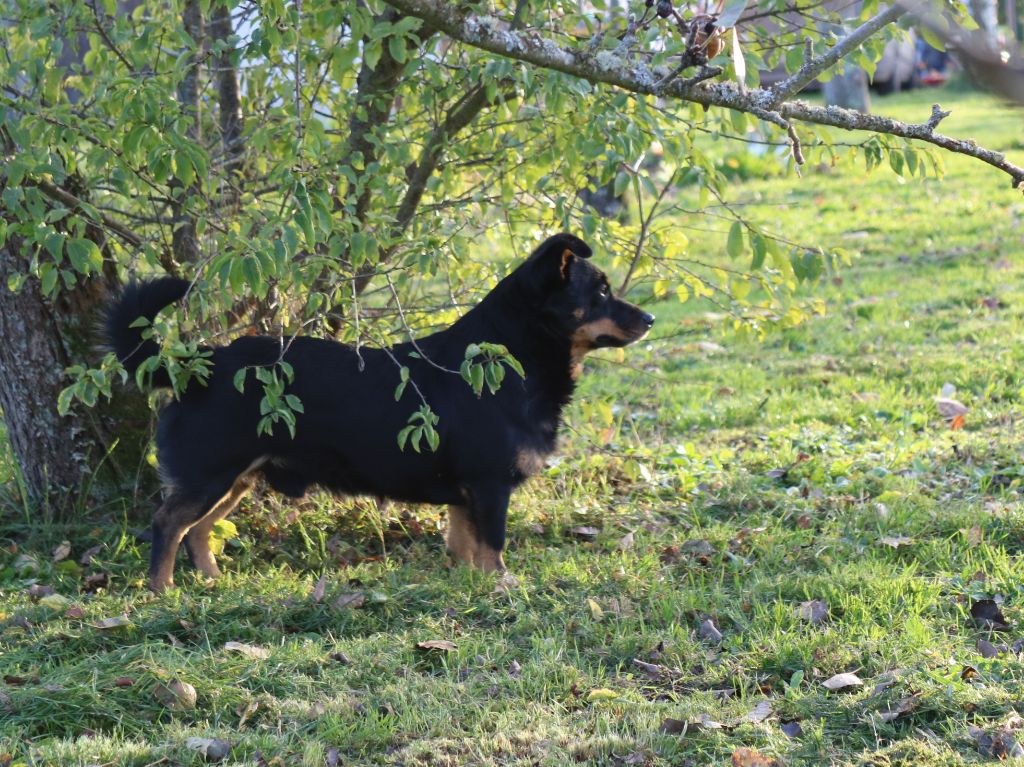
<box><xmin>446</xmin><ymin>505</ymin><xmax>479</xmax><ymax>566</ymax></box>
<box><xmin>465</xmin><ymin>484</ymin><xmax>511</xmax><ymax>573</ymax></box>
<box><xmin>183</xmin><ymin>473</ymin><xmax>257</xmax><ymax>579</ymax></box>
<box><xmin>149</xmin><ymin>491</ymin><xmax>211</xmax><ymax>592</ymax></box>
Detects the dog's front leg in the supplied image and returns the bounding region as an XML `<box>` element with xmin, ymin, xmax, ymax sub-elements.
<box><xmin>466</xmin><ymin>483</ymin><xmax>511</xmax><ymax>573</ymax></box>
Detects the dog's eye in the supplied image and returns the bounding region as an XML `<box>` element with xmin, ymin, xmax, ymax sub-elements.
<box><xmin>598</xmin><ymin>284</ymin><xmax>610</xmax><ymax>299</ymax></box>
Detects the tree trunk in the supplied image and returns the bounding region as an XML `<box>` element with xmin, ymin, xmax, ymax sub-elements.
<box><xmin>823</xmin><ymin>65</ymin><xmax>871</xmax><ymax>113</ymax></box>
<box><xmin>0</xmin><ymin>237</ymin><xmax>156</xmax><ymax>518</ymax></box>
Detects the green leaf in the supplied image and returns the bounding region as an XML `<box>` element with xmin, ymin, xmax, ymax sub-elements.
<box><xmin>234</xmin><ymin>368</ymin><xmax>247</xmax><ymax>393</ymax></box>
<box><xmin>726</xmin><ymin>221</ymin><xmax>745</xmax><ymax>260</ymax></box>
<box><xmin>388</xmin><ymin>35</ymin><xmax>406</xmax><ymax>64</ymax></box>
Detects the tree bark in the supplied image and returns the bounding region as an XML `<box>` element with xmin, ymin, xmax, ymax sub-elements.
<box><xmin>823</xmin><ymin>66</ymin><xmax>871</xmax><ymax>112</ymax></box>
<box><xmin>0</xmin><ymin>240</ymin><xmax>104</xmax><ymax>515</ymax></box>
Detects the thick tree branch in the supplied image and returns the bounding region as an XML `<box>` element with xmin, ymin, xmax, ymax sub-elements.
<box><xmin>172</xmin><ymin>0</ymin><xmax>203</xmax><ymax>263</ymax></box>
<box><xmin>770</xmin><ymin>4</ymin><xmax>907</xmax><ymax>103</ymax></box>
<box><xmin>353</xmin><ymin>83</ymin><xmax>509</xmax><ymax>295</ymax></box>
<box><xmin>209</xmin><ymin>4</ymin><xmax>244</xmax><ymax>202</ymax></box>
<box><xmin>382</xmin><ymin>0</ymin><xmax>1024</xmax><ymax>190</ymax></box>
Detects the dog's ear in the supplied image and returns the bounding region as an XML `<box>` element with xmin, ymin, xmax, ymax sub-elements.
<box><xmin>523</xmin><ymin>233</ymin><xmax>593</xmax><ymax>291</ymax></box>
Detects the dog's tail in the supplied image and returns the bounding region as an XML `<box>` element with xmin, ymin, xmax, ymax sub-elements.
<box><xmin>104</xmin><ymin>277</ymin><xmax>190</xmax><ymax>389</ymax></box>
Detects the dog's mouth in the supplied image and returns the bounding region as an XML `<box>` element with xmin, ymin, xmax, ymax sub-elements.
<box><xmin>596</xmin><ymin>327</ymin><xmax>649</xmax><ymax>347</ymax></box>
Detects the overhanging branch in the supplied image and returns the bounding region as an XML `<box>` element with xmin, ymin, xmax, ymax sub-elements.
<box><xmin>382</xmin><ymin>0</ymin><xmax>1024</xmax><ymax>190</ymax></box>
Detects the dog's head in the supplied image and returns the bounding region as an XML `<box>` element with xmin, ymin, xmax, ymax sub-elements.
<box><xmin>518</xmin><ymin>233</ymin><xmax>655</xmax><ymax>357</ymax></box>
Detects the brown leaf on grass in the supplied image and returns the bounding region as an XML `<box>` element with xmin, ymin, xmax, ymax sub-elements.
<box><xmin>83</xmin><ymin>572</ymin><xmax>109</xmax><ymax>593</ymax></box>
<box><xmin>879</xmin><ymin>535</ymin><xmax>913</xmax><ymax>549</ymax></box>
<box><xmin>731</xmin><ymin>747</ymin><xmax>781</xmax><ymax>766</ymax></box>
<box><xmin>978</xmin><ymin>639</ymin><xmax>1006</xmax><ymax>658</ymax></box>
<box><xmin>91</xmin><ymin>614</ymin><xmax>131</xmax><ymax>630</ymax></box>
<box><xmin>570</xmin><ymin>526</ymin><xmax>600</xmax><ymax>541</ymax></box>
<box><xmin>328</xmin><ymin>651</ymin><xmax>351</xmax><ymax>664</ymax></box>
<box><xmin>26</xmin><ymin>584</ymin><xmax>55</xmax><ymax>600</ymax></box>
<box><xmin>153</xmin><ymin>679</ymin><xmax>197</xmax><ymax>710</ymax></box>
<box><xmin>325</xmin><ymin>747</ymin><xmax>340</xmax><ymax>767</ymax></box>
<box><xmin>52</xmin><ymin>540</ymin><xmax>71</xmax><ymax>563</ymax></box>
<box><xmin>962</xmin><ymin>526</ymin><xmax>983</xmax><ymax>548</ymax></box>
<box><xmin>822</xmin><ymin>672</ymin><xmax>863</xmax><ymax>691</ymax></box>
<box><xmin>332</xmin><ymin>592</ymin><xmax>366</xmax><ymax>610</ymax></box>
<box><xmin>508</xmin><ymin>659</ymin><xmax>522</xmax><ymax>677</ymax></box>
<box><xmin>3</xmin><ymin>674</ymin><xmax>38</xmax><ymax>685</ymax></box>
<box><xmin>659</xmin><ymin>714</ymin><xmax>725</xmax><ymax>735</ymax></box>
<box><xmin>78</xmin><ymin>544</ymin><xmax>103</xmax><ymax>566</ymax></box>
<box><xmin>971</xmin><ymin>599</ymin><xmax>1009</xmax><ymax>630</ymax></box>
<box><xmin>683</xmin><ymin>539</ymin><xmax>716</xmax><ymax>557</ymax></box>
<box><xmin>416</xmin><ymin>639</ymin><xmax>457</xmax><ymax>652</ymax></box>
<box><xmin>493</xmin><ymin>571</ymin><xmax>520</xmax><ymax>595</ymax></box>
<box><xmin>796</xmin><ymin>600</ymin><xmax>829</xmax><ymax>625</ymax></box>
<box><xmin>311</xmin><ymin>573</ymin><xmax>327</xmax><ymax>603</ymax></box>
<box><xmin>699</xmin><ymin>618</ymin><xmax>723</xmax><ymax>645</ymax></box>
<box><xmin>745</xmin><ymin>700</ymin><xmax>773</xmax><ymax>724</ymax></box>
<box><xmin>224</xmin><ymin>642</ymin><xmax>270</xmax><ymax>660</ymax></box>
<box><xmin>236</xmin><ymin>700</ymin><xmax>259</xmax><ymax>728</ymax></box>
<box><xmin>878</xmin><ymin>695</ymin><xmax>919</xmax><ymax>723</ymax></box>
<box><xmin>780</xmin><ymin>720</ymin><xmax>803</xmax><ymax>738</ymax></box>
<box><xmin>795</xmin><ymin>514</ymin><xmax>812</xmax><ymax>529</ymax></box>
<box><xmin>969</xmin><ymin>725</ymin><xmax>1024</xmax><ymax>759</ymax></box>
<box><xmin>935</xmin><ymin>397</ymin><xmax>968</xmax><ymax>420</ymax></box>
<box><xmin>113</xmin><ymin>677</ymin><xmax>134</xmax><ymax>687</ymax></box>
<box><xmin>63</xmin><ymin>605</ymin><xmax>86</xmax><ymax>619</ymax></box>
<box><xmin>185</xmin><ymin>737</ymin><xmax>231</xmax><ymax>761</ymax></box>
<box><xmin>617</xmin><ymin>531</ymin><xmax>635</xmax><ymax>550</ymax></box>
<box><xmin>660</xmin><ymin>545</ymin><xmax>682</xmax><ymax>564</ymax></box>
<box><xmin>632</xmin><ymin>659</ymin><xmax>667</xmax><ymax>680</ymax></box>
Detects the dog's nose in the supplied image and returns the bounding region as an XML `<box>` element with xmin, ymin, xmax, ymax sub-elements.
<box><xmin>641</xmin><ymin>312</ymin><xmax>655</xmax><ymax>328</ymax></box>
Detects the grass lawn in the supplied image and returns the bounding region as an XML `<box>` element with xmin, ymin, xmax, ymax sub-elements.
<box><xmin>2</xmin><ymin>86</ymin><xmax>1024</xmax><ymax>766</ymax></box>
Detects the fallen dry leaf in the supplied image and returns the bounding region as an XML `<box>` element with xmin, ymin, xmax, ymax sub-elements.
<box><xmin>570</xmin><ymin>526</ymin><xmax>600</xmax><ymax>541</ymax></box>
<box><xmin>618</xmin><ymin>531</ymin><xmax>635</xmax><ymax>550</ymax></box>
<box><xmin>879</xmin><ymin>535</ymin><xmax>913</xmax><ymax>548</ymax></box>
<box><xmin>185</xmin><ymin>736</ymin><xmax>231</xmax><ymax>761</ymax></box>
<box><xmin>659</xmin><ymin>714</ymin><xmax>725</xmax><ymax>735</ymax></box>
<box><xmin>36</xmin><ymin>591</ymin><xmax>70</xmax><ymax>611</ymax></box>
<box><xmin>113</xmin><ymin>677</ymin><xmax>134</xmax><ymax>687</ymax></box>
<box><xmin>978</xmin><ymin>639</ymin><xmax>1005</xmax><ymax>658</ymax></box>
<box><xmin>63</xmin><ymin>605</ymin><xmax>86</xmax><ymax>619</ymax></box>
<box><xmin>416</xmin><ymin>639</ymin><xmax>457</xmax><ymax>652</ymax></box>
<box><xmin>332</xmin><ymin>592</ymin><xmax>366</xmax><ymax>610</ymax></box>
<box><xmin>78</xmin><ymin>544</ymin><xmax>103</xmax><ymax>566</ymax></box>
<box><xmin>962</xmin><ymin>526</ymin><xmax>983</xmax><ymax>548</ymax></box>
<box><xmin>311</xmin><ymin>573</ymin><xmax>327</xmax><ymax>603</ymax></box>
<box><xmin>632</xmin><ymin>658</ymin><xmax>667</xmax><ymax>680</ymax></box>
<box><xmin>52</xmin><ymin>540</ymin><xmax>71</xmax><ymax>563</ymax></box>
<box><xmin>971</xmin><ymin>599</ymin><xmax>1009</xmax><ymax>630</ymax></box>
<box><xmin>935</xmin><ymin>397</ymin><xmax>968</xmax><ymax>420</ymax></box>
<box><xmin>224</xmin><ymin>642</ymin><xmax>270</xmax><ymax>660</ymax></box>
<box><xmin>969</xmin><ymin>725</ymin><xmax>1024</xmax><ymax>759</ymax></box>
<box><xmin>91</xmin><ymin>614</ymin><xmax>131</xmax><ymax>630</ymax></box>
<box><xmin>493</xmin><ymin>571</ymin><xmax>520</xmax><ymax>595</ymax></box>
<box><xmin>508</xmin><ymin>659</ymin><xmax>522</xmax><ymax>677</ymax></box>
<box><xmin>731</xmin><ymin>747</ymin><xmax>780</xmax><ymax>766</ymax></box>
<box><xmin>26</xmin><ymin>584</ymin><xmax>55</xmax><ymax>600</ymax></box>
<box><xmin>328</xmin><ymin>651</ymin><xmax>351</xmax><ymax>664</ymax></box>
<box><xmin>878</xmin><ymin>695</ymin><xmax>919</xmax><ymax>723</ymax></box>
<box><xmin>698</xmin><ymin>618</ymin><xmax>723</xmax><ymax>645</ymax></box>
<box><xmin>780</xmin><ymin>720</ymin><xmax>803</xmax><ymax>738</ymax></box>
<box><xmin>153</xmin><ymin>679</ymin><xmax>197</xmax><ymax>710</ymax></box>
<box><xmin>822</xmin><ymin>672</ymin><xmax>863</xmax><ymax>691</ymax></box>
<box><xmin>83</xmin><ymin>572</ymin><xmax>109</xmax><ymax>592</ymax></box>
<box><xmin>745</xmin><ymin>700</ymin><xmax>773</xmax><ymax>724</ymax></box>
<box><xmin>587</xmin><ymin>598</ymin><xmax>604</xmax><ymax>621</ymax></box>
<box><xmin>587</xmin><ymin>687</ymin><xmax>618</xmax><ymax>702</ymax></box>
<box><xmin>797</xmin><ymin>599</ymin><xmax>829</xmax><ymax>625</ymax></box>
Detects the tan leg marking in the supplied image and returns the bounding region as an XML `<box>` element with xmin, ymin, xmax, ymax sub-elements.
<box><xmin>183</xmin><ymin>475</ymin><xmax>255</xmax><ymax>578</ymax></box>
<box><xmin>473</xmin><ymin>545</ymin><xmax>506</xmax><ymax>573</ymax></box>
<box><xmin>446</xmin><ymin>505</ymin><xmax>478</xmax><ymax>566</ymax></box>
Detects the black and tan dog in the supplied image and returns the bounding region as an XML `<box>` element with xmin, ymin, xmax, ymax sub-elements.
<box><xmin>105</xmin><ymin>234</ymin><xmax>654</xmax><ymax>591</ymax></box>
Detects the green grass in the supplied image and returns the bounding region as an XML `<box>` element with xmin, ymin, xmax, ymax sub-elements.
<box><xmin>3</xmin><ymin>86</ymin><xmax>1024</xmax><ymax>766</ymax></box>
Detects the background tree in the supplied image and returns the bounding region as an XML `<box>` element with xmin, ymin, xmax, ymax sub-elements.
<box><xmin>1</xmin><ymin>0</ymin><xmax>1020</xmax><ymax>516</ymax></box>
